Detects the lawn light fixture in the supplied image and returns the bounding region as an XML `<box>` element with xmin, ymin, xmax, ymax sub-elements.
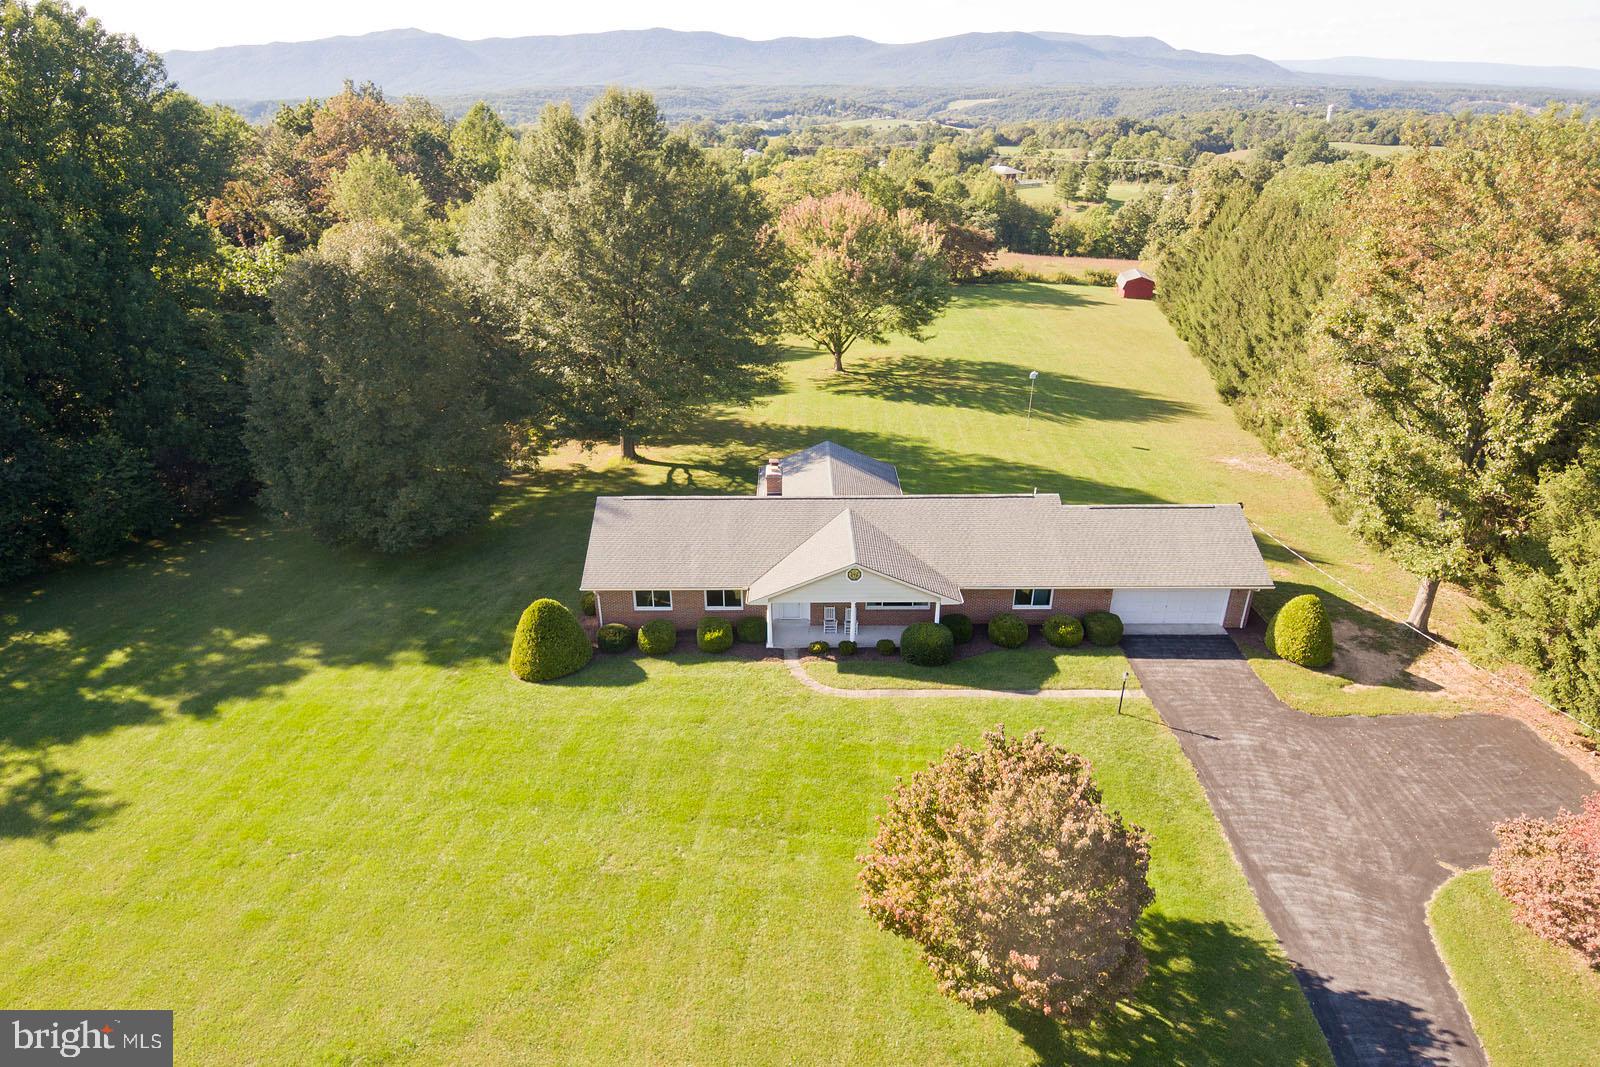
<box><xmin>1026</xmin><ymin>370</ymin><xmax>1040</xmax><ymax>422</ymax></box>
<box><xmin>1117</xmin><ymin>670</ymin><xmax>1129</xmax><ymax>715</ymax></box>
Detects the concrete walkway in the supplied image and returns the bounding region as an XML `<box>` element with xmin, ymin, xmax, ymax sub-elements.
<box><xmin>1124</xmin><ymin>636</ymin><xmax>1595</xmax><ymax>1067</ymax></box>
<box><xmin>782</xmin><ymin>651</ymin><xmax>1142</xmax><ymax>700</ymax></box>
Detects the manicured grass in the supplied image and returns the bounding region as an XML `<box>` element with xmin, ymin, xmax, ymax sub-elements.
<box><xmin>1</xmin><ymin>470</ymin><xmax>1326</xmax><ymax>1064</ymax></box>
<box><xmin>806</xmin><ymin>643</ymin><xmax>1141</xmax><ymax>692</ymax></box>
<box><xmin>5</xmin><ymin>279</ymin><xmax>1459</xmax><ymax>1062</ymax></box>
<box><xmin>1430</xmin><ymin>870</ymin><xmax>1600</xmax><ymax>1067</ymax></box>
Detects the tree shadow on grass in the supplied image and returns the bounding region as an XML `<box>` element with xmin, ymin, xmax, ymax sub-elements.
<box><xmin>1000</xmin><ymin>915</ymin><xmax>1333</xmax><ymax>1066</ymax></box>
<box><xmin>822</xmin><ymin>355</ymin><xmax>1198</xmax><ymax>426</ymax></box>
<box><xmin>648</xmin><ymin>418</ymin><xmax>1166</xmax><ymax>503</ymax></box>
<box><xmin>955</xmin><ymin>283</ymin><xmax>1098</xmax><ymax>311</ymax></box>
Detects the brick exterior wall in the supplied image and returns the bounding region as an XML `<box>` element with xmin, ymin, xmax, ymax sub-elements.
<box><xmin>593</xmin><ymin>590</ymin><xmax>759</xmax><ymax>631</ymax></box>
<box><xmin>955</xmin><ymin>588</ymin><xmax>1112</xmax><ymax>622</ymax></box>
<box><xmin>1226</xmin><ymin>588</ymin><xmax>1254</xmax><ymax>629</ymax></box>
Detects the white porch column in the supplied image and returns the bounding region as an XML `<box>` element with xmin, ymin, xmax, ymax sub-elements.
<box><xmin>765</xmin><ymin>602</ymin><xmax>774</xmax><ymax>649</ymax></box>
<box><xmin>933</xmin><ymin>601</ymin><xmax>941</xmax><ymax>623</ymax></box>
<box><xmin>850</xmin><ymin>601</ymin><xmax>858</xmax><ymax>641</ymax></box>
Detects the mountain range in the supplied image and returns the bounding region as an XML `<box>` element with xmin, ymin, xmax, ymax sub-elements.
<box><xmin>1279</xmin><ymin>56</ymin><xmax>1600</xmax><ymax>93</ymax></box>
<box><xmin>161</xmin><ymin>28</ymin><xmax>1296</xmax><ymax>102</ymax></box>
<box><xmin>161</xmin><ymin>28</ymin><xmax>1600</xmax><ymax>106</ymax></box>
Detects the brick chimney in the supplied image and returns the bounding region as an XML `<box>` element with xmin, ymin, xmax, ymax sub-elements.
<box><xmin>764</xmin><ymin>455</ymin><xmax>784</xmax><ymax>496</ymax></box>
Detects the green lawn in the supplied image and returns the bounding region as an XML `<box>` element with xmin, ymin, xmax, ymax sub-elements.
<box><xmin>1</xmin><ymin>464</ymin><xmax>1326</xmax><ymax>1063</ymax></box>
<box><xmin>806</xmin><ymin>643</ymin><xmax>1140</xmax><ymax>692</ymax></box>
<box><xmin>1430</xmin><ymin>870</ymin><xmax>1600</xmax><ymax>1067</ymax></box>
<box><xmin>5</xmin><ymin>279</ymin><xmax>1464</xmax><ymax>1062</ymax></box>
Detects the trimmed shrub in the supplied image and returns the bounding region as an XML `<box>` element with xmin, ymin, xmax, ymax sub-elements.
<box><xmin>839</xmin><ymin>639</ymin><xmax>859</xmax><ymax>656</ymax></box>
<box><xmin>942</xmin><ymin>613</ymin><xmax>974</xmax><ymax>644</ymax></box>
<box><xmin>509</xmin><ymin>598</ymin><xmax>594</xmax><ymax>682</ymax></box>
<box><xmin>902</xmin><ymin>622</ymin><xmax>955</xmax><ymax>666</ymax></box>
<box><xmin>860</xmin><ymin>726</ymin><xmax>1153</xmax><ymax>1021</ymax></box>
<box><xmin>876</xmin><ymin>639</ymin><xmax>899</xmax><ymax>656</ymax></box>
<box><xmin>1490</xmin><ymin>793</ymin><xmax>1600</xmax><ymax>966</ymax></box>
<box><xmin>596</xmin><ymin>623</ymin><xmax>633</xmax><ymax>653</ymax></box>
<box><xmin>808</xmin><ymin>640</ymin><xmax>831</xmax><ymax>656</ymax></box>
<box><xmin>1043</xmin><ymin>614</ymin><xmax>1085</xmax><ymax>648</ymax></box>
<box><xmin>637</xmin><ymin>619</ymin><xmax>677</xmax><ymax>656</ymax></box>
<box><xmin>734</xmin><ymin>616</ymin><xmax>767</xmax><ymax>644</ymax></box>
<box><xmin>580</xmin><ymin>590</ymin><xmax>597</xmax><ymax>617</ymax></box>
<box><xmin>697</xmin><ymin>616</ymin><xmax>734</xmax><ymax>653</ymax></box>
<box><xmin>1084</xmin><ymin>611</ymin><xmax>1124</xmax><ymax>647</ymax></box>
<box><xmin>987</xmin><ymin>612</ymin><xmax>1029</xmax><ymax>649</ymax></box>
<box><xmin>1265</xmin><ymin>594</ymin><xmax>1334</xmax><ymax>668</ymax></box>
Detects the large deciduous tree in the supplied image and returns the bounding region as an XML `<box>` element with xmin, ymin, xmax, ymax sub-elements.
<box><xmin>859</xmin><ymin>726</ymin><xmax>1153</xmax><ymax>1022</ymax></box>
<box><xmin>245</xmin><ymin>225</ymin><xmax>505</xmax><ymax>552</ymax></box>
<box><xmin>1</xmin><ymin>0</ymin><xmax>254</xmax><ymax>579</ymax></box>
<box><xmin>1304</xmin><ymin>110</ymin><xmax>1600</xmax><ymax>631</ymax></box>
<box><xmin>462</xmin><ymin>89</ymin><xmax>782</xmax><ymax>459</ymax></box>
<box><xmin>775</xmin><ymin>192</ymin><xmax>950</xmax><ymax>372</ymax></box>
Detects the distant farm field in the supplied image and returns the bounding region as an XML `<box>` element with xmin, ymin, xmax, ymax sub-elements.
<box><xmin>991</xmin><ymin>251</ymin><xmax>1141</xmax><ymax>276</ymax></box>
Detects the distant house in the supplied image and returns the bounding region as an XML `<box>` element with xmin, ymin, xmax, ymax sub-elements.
<box><xmin>1117</xmin><ymin>268</ymin><xmax>1156</xmax><ymax>300</ymax></box>
<box><xmin>989</xmin><ymin>163</ymin><xmax>1023</xmax><ymax>182</ymax></box>
<box><xmin>579</xmin><ymin>441</ymin><xmax>1271</xmax><ymax>649</ymax></box>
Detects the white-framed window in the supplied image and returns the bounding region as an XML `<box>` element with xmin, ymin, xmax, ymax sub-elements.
<box><xmin>704</xmin><ymin>589</ymin><xmax>744</xmax><ymax>610</ymax></box>
<box><xmin>865</xmin><ymin>601</ymin><xmax>931</xmax><ymax>609</ymax></box>
<box><xmin>1012</xmin><ymin>588</ymin><xmax>1053</xmax><ymax>608</ymax></box>
<box><xmin>633</xmin><ymin>590</ymin><xmax>672</xmax><ymax>610</ymax></box>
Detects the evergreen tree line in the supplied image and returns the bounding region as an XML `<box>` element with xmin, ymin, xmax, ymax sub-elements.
<box><xmin>1152</xmin><ymin>110</ymin><xmax>1600</xmax><ymax>729</ymax></box>
<box><xmin>2</xmin><ymin>1</ymin><xmax>951</xmax><ymax>573</ymax></box>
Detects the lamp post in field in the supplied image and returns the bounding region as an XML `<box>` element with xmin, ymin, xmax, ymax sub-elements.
<box><xmin>1116</xmin><ymin>671</ymin><xmax>1129</xmax><ymax>715</ymax></box>
<box><xmin>1025</xmin><ymin>370</ymin><xmax>1039</xmax><ymax>423</ymax></box>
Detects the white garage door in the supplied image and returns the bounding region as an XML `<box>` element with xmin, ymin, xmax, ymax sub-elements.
<box><xmin>1110</xmin><ymin>588</ymin><xmax>1230</xmax><ymax>631</ymax></box>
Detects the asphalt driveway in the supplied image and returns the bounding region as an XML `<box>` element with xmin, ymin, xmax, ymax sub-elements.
<box><xmin>1124</xmin><ymin>636</ymin><xmax>1594</xmax><ymax>1067</ymax></box>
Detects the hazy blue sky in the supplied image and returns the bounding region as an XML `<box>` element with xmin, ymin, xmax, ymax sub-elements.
<box><xmin>87</xmin><ymin>0</ymin><xmax>1599</xmax><ymax>67</ymax></box>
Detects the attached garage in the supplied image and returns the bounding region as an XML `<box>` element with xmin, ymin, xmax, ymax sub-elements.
<box><xmin>1111</xmin><ymin>588</ymin><xmax>1233</xmax><ymax>634</ymax></box>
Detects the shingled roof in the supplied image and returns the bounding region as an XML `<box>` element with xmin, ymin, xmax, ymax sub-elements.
<box><xmin>580</xmin><ymin>494</ymin><xmax>1271</xmax><ymax>597</ymax></box>
<box><xmin>760</xmin><ymin>441</ymin><xmax>901</xmax><ymax>497</ymax></box>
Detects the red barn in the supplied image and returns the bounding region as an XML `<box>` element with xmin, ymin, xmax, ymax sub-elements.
<box><xmin>1117</xmin><ymin>268</ymin><xmax>1155</xmax><ymax>300</ymax></box>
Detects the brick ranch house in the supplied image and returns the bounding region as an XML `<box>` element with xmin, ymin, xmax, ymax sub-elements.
<box><xmin>579</xmin><ymin>442</ymin><xmax>1272</xmax><ymax>650</ymax></box>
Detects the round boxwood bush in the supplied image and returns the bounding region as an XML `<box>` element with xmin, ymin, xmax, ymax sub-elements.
<box><xmin>637</xmin><ymin>619</ymin><xmax>677</xmax><ymax>656</ymax></box>
<box><xmin>1084</xmin><ymin>611</ymin><xmax>1124</xmax><ymax>647</ymax></box>
<box><xmin>596</xmin><ymin>623</ymin><xmax>633</xmax><ymax>653</ymax></box>
<box><xmin>580</xmin><ymin>590</ymin><xmax>597</xmax><ymax>617</ymax></box>
<box><xmin>697</xmin><ymin>616</ymin><xmax>734</xmax><ymax>653</ymax></box>
<box><xmin>876</xmin><ymin>638</ymin><xmax>898</xmax><ymax>656</ymax></box>
<box><xmin>942</xmin><ymin>613</ymin><xmax>974</xmax><ymax>645</ymax></box>
<box><xmin>902</xmin><ymin>622</ymin><xmax>955</xmax><ymax>666</ymax></box>
<box><xmin>734</xmin><ymin>616</ymin><xmax>766</xmax><ymax>644</ymax></box>
<box><xmin>808</xmin><ymin>640</ymin><xmax>831</xmax><ymax>656</ymax></box>
<box><xmin>987</xmin><ymin>612</ymin><xmax>1029</xmax><ymax>649</ymax></box>
<box><xmin>509</xmin><ymin>598</ymin><xmax>594</xmax><ymax>681</ymax></box>
<box><xmin>838</xmin><ymin>639</ymin><xmax>858</xmax><ymax>656</ymax></box>
<box><xmin>1265</xmin><ymin>594</ymin><xmax>1334</xmax><ymax>668</ymax></box>
<box><xmin>1043</xmin><ymin>614</ymin><xmax>1085</xmax><ymax>648</ymax></box>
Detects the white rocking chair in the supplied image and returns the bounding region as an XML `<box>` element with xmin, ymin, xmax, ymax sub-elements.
<box><xmin>822</xmin><ymin>606</ymin><xmax>838</xmax><ymax>636</ymax></box>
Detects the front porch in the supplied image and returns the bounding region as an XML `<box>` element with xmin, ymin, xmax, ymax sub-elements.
<box><xmin>769</xmin><ymin>621</ymin><xmax>911</xmax><ymax>650</ymax></box>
